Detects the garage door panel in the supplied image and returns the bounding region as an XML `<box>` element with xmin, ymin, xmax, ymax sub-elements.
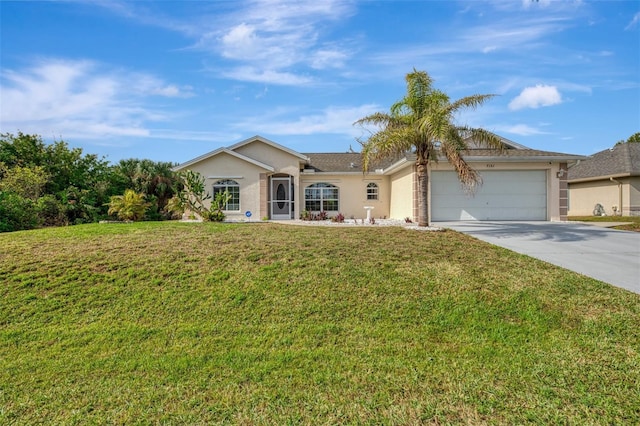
<box><xmin>432</xmin><ymin>171</ymin><xmax>547</xmax><ymax>221</ymax></box>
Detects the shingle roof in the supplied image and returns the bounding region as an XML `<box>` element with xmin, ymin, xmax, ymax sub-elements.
<box><xmin>302</xmin><ymin>153</ymin><xmax>403</xmax><ymax>172</ymax></box>
<box><xmin>303</xmin><ymin>148</ymin><xmax>583</xmax><ymax>173</ymax></box>
<box><xmin>461</xmin><ymin>148</ymin><xmax>582</xmax><ymax>159</ymax></box>
<box><xmin>568</xmin><ymin>143</ymin><xmax>640</xmax><ymax>181</ymax></box>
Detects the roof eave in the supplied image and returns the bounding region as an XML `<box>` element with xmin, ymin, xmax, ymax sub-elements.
<box><xmin>568</xmin><ymin>172</ymin><xmax>637</xmax><ymax>183</ymax></box>
<box><xmin>229</xmin><ymin>135</ymin><xmax>310</xmax><ymax>162</ymax></box>
<box><xmin>173</xmin><ymin>148</ymin><xmax>275</xmax><ymax>172</ymax></box>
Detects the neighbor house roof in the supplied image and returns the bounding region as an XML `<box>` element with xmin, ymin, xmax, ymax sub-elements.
<box><xmin>568</xmin><ymin>143</ymin><xmax>640</xmax><ymax>182</ymax></box>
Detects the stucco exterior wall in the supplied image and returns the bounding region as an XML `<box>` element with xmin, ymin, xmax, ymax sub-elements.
<box><xmin>299</xmin><ymin>173</ymin><xmax>390</xmax><ymax>219</ymax></box>
<box><xmin>389</xmin><ymin>165</ymin><xmax>414</xmax><ymax>220</ymax></box>
<box><xmin>234</xmin><ymin>141</ymin><xmax>305</xmax><ymax>218</ymax></box>
<box><xmin>569</xmin><ymin>177</ymin><xmax>638</xmax><ymax>216</ymax></box>
<box><xmin>233</xmin><ymin>141</ymin><xmax>302</xmax><ymax>176</ymax></box>
<box><xmin>180</xmin><ymin>152</ymin><xmax>265</xmax><ymax>220</ymax></box>
<box><xmin>630</xmin><ymin>178</ymin><xmax>640</xmax><ymax>216</ymax></box>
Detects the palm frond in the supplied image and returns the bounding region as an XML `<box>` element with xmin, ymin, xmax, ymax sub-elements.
<box><xmin>461</xmin><ymin>127</ymin><xmax>506</xmax><ymax>152</ymax></box>
<box><xmin>446</xmin><ymin>94</ymin><xmax>497</xmax><ymax>115</ymax></box>
<box><xmin>440</xmin><ymin>143</ymin><xmax>482</xmax><ymax>193</ymax></box>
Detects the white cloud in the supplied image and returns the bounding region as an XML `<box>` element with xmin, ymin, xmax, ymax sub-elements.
<box><xmin>310</xmin><ymin>49</ymin><xmax>348</xmax><ymax>69</ymax></box>
<box><xmin>220</xmin><ymin>66</ymin><xmax>312</xmax><ymax>86</ymax></box>
<box><xmin>0</xmin><ymin>58</ymin><xmax>189</xmax><ymax>139</ymax></box>
<box><xmin>508</xmin><ymin>84</ymin><xmax>562</xmax><ymax>110</ymax></box>
<box><xmin>493</xmin><ymin>123</ymin><xmax>548</xmax><ymax>136</ymax></box>
<box><xmin>625</xmin><ymin>12</ymin><xmax>640</xmax><ymax>30</ymax></box>
<box><xmin>196</xmin><ymin>0</ymin><xmax>354</xmax><ymax>84</ymax></box>
<box><xmin>235</xmin><ymin>104</ymin><xmax>380</xmax><ymax>136</ymax></box>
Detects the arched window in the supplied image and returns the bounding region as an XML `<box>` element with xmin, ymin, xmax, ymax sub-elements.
<box><xmin>366</xmin><ymin>182</ymin><xmax>379</xmax><ymax>200</ymax></box>
<box><xmin>213</xmin><ymin>179</ymin><xmax>240</xmax><ymax>211</ymax></box>
<box><xmin>305</xmin><ymin>183</ymin><xmax>339</xmax><ymax>212</ymax></box>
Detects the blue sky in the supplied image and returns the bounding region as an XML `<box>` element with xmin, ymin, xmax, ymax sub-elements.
<box><xmin>1</xmin><ymin>0</ymin><xmax>639</xmax><ymax>164</ymax></box>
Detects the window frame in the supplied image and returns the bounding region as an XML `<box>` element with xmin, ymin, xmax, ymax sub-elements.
<box><xmin>213</xmin><ymin>179</ymin><xmax>240</xmax><ymax>211</ymax></box>
<box><xmin>304</xmin><ymin>183</ymin><xmax>339</xmax><ymax>212</ymax></box>
<box><xmin>366</xmin><ymin>182</ymin><xmax>379</xmax><ymax>200</ymax></box>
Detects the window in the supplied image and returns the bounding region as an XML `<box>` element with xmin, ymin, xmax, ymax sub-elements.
<box><xmin>366</xmin><ymin>182</ymin><xmax>379</xmax><ymax>200</ymax></box>
<box><xmin>213</xmin><ymin>179</ymin><xmax>240</xmax><ymax>211</ymax></box>
<box><xmin>305</xmin><ymin>183</ymin><xmax>339</xmax><ymax>212</ymax></box>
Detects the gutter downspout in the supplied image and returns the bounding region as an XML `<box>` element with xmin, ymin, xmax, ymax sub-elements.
<box><xmin>610</xmin><ymin>177</ymin><xmax>622</xmax><ymax>216</ymax></box>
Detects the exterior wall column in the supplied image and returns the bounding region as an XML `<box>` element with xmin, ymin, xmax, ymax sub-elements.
<box><xmin>412</xmin><ymin>165</ymin><xmax>419</xmax><ymax>223</ymax></box>
<box><xmin>260</xmin><ymin>173</ymin><xmax>268</xmax><ymax>219</ymax></box>
<box><xmin>559</xmin><ymin>162</ymin><xmax>568</xmax><ymax>221</ymax></box>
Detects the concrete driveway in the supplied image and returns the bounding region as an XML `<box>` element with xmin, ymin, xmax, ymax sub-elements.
<box><xmin>435</xmin><ymin>221</ymin><xmax>640</xmax><ymax>294</ymax></box>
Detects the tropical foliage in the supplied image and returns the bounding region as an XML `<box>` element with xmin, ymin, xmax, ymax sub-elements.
<box><xmin>169</xmin><ymin>169</ymin><xmax>230</xmax><ymax>222</ymax></box>
<box><xmin>615</xmin><ymin>131</ymin><xmax>640</xmax><ymax>145</ymax></box>
<box><xmin>112</xmin><ymin>158</ymin><xmax>179</xmax><ymax>217</ymax></box>
<box><xmin>0</xmin><ymin>132</ymin><xmax>116</xmax><ymax>231</ymax></box>
<box><xmin>0</xmin><ymin>133</ymin><xmax>183</xmax><ymax>232</ymax></box>
<box><xmin>107</xmin><ymin>189</ymin><xmax>150</xmax><ymax>221</ymax></box>
<box><xmin>356</xmin><ymin>69</ymin><xmax>504</xmax><ymax>226</ymax></box>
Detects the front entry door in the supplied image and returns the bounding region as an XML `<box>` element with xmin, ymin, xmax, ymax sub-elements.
<box><xmin>271</xmin><ymin>176</ymin><xmax>293</xmax><ymax>220</ymax></box>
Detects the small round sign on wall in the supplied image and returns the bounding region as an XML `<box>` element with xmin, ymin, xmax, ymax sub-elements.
<box><xmin>245</xmin><ymin>211</ymin><xmax>252</xmax><ymax>218</ymax></box>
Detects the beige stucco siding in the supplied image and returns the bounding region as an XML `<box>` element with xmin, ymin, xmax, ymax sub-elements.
<box><xmin>630</xmin><ymin>178</ymin><xmax>640</xmax><ymax>215</ymax></box>
<box><xmin>389</xmin><ymin>166</ymin><xmax>414</xmax><ymax>220</ymax></box>
<box><xmin>234</xmin><ymin>141</ymin><xmax>305</xmax><ymax>218</ymax></box>
<box><xmin>179</xmin><ymin>152</ymin><xmax>266</xmax><ymax>220</ymax></box>
<box><xmin>299</xmin><ymin>174</ymin><xmax>390</xmax><ymax>219</ymax></box>
<box><xmin>233</xmin><ymin>141</ymin><xmax>302</xmax><ymax>176</ymax></box>
<box><xmin>569</xmin><ymin>177</ymin><xmax>639</xmax><ymax>216</ymax></box>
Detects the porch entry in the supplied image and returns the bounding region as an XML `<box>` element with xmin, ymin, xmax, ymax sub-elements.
<box><xmin>270</xmin><ymin>175</ymin><xmax>294</xmax><ymax>219</ymax></box>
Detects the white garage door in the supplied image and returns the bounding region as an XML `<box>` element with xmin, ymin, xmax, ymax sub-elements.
<box><xmin>432</xmin><ymin>170</ymin><xmax>547</xmax><ymax>221</ymax></box>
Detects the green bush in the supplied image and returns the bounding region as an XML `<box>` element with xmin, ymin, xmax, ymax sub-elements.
<box><xmin>36</xmin><ymin>195</ymin><xmax>68</xmax><ymax>227</ymax></box>
<box><xmin>107</xmin><ymin>190</ymin><xmax>149</xmax><ymax>221</ymax></box>
<box><xmin>0</xmin><ymin>192</ymin><xmax>38</xmax><ymax>232</ymax></box>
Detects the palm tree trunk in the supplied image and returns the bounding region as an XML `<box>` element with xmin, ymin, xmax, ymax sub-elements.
<box><xmin>417</xmin><ymin>161</ymin><xmax>429</xmax><ymax>227</ymax></box>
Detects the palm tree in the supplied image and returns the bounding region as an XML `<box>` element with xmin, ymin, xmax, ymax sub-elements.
<box><xmin>107</xmin><ymin>189</ymin><xmax>149</xmax><ymax>221</ymax></box>
<box><xmin>355</xmin><ymin>69</ymin><xmax>505</xmax><ymax>227</ymax></box>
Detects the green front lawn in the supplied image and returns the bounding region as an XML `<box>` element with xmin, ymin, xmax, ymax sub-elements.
<box><xmin>1</xmin><ymin>222</ymin><xmax>638</xmax><ymax>424</ymax></box>
<box><xmin>568</xmin><ymin>215</ymin><xmax>640</xmax><ymax>232</ymax></box>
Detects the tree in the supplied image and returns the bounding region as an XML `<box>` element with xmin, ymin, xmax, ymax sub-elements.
<box><xmin>0</xmin><ymin>132</ymin><xmax>115</xmax><ymax>225</ymax></box>
<box><xmin>0</xmin><ymin>163</ymin><xmax>49</xmax><ymax>201</ymax></box>
<box><xmin>169</xmin><ymin>170</ymin><xmax>211</xmax><ymax>219</ymax></box>
<box><xmin>107</xmin><ymin>189</ymin><xmax>149</xmax><ymax>221</ymax></box>
<box><xmin>355</xmin><ymin>69</ymin><xmax>504</xmax><ymax>226</ymax></box>
<box><xmin>615</xmin><ymin>132</ymin><xmax>640</xmax><ymax>145</ymax></box>
<box><xmin>112</xmin><ymin>159</ymin><xmax>178</xmax><ymax>216</ymax></box>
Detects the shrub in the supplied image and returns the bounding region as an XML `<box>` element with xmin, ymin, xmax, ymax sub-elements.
<box><xmin>107</xmin><ymin>190</ymin><xmax>149</xmax><ymax>221</ymax></box>
<box><xmin>300</xmin><ymin>210</ymin><xmax>312</xmax><ymax>221</ymax></box>
<box><xmin>332</xmin><ymin>213</ymin><xmax>345</xmax><ymax>223</ymax></box>
<box><xmin>0</xmin><ymin>192</ymin><xmax>38</xmax><ymax>232</ymax></box>
<box><xmin>36</xmin><ymin>195</ymin><xmax>67</xmax><ymax>227</ymax></box>
<box><xmin>206</xmin><ymin>210</ymin><xmax>226</xmax><ymax>222</ymax></box>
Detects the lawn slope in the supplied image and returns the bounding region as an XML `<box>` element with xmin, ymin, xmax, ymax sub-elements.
<box><xmin>1</xmin><ymin>222</ymin><xmax>638</xmax><ymax>424</ymax></box>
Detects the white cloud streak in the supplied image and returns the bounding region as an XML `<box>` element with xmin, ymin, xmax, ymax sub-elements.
<box><xmin>235</xmin><ymin>104</ymin><xmax>380</xmax><ymax>136</ymax></box>
<box><xmin>0</xmin><ymin>59</ymin><xmax>192</xmax><ymax>139</ymax></box>
<box><xmin>493</xmin><ymin>123</ymin><xmax>549</xmax><ymax>136</ymax></box>
<box><xmin>625</xmin><ymin>12</ymin><xmax>640</xmax><ymax>30</ymax></box>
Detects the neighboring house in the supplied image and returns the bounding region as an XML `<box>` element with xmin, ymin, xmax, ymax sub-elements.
<box><xmin>568</xmin><ymin>143</ymin><xmax>640</xmax><ymax>217</ymax></box>
<box><xmin>173</xmin><ymin>135</ymin><xmax>583</xmax><ymax>222</ymax></box>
